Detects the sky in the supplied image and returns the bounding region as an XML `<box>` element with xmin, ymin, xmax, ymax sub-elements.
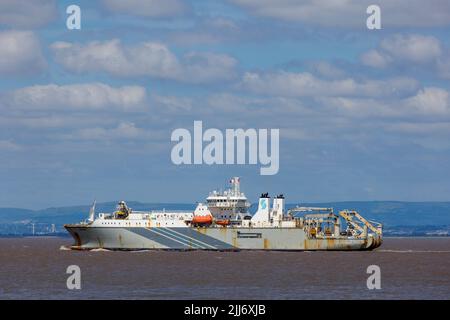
<box><xmin>1</xmin><ymin>0</ymin><xmax>450</xmax><ymax>209</ymax></box>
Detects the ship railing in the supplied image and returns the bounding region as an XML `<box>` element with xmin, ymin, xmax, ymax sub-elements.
<box><xmin>149</xmin><ymin>210</ymin><xmax>193</xmax><ymax>214</ymax></box>
<box><xmin>287</xmin><ymin>207</ymin><xmax>334</xmax><ymax>217</ymax></box>
<box><xmin>209</xmin><ymin>202</ymin><xmax>246</xmax><ymax>208</ymax></box>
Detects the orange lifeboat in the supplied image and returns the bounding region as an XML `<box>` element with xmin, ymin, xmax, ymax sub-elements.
<box><xmin>192</xmin><ymin>215</ymin><xmax>213</xmax><ymax>224</ymax></box>
<box><xmin>215</xmin><ymin>219</ymin><xmax>231</xmax><ymax>226</ymax></box>
<box><xmin>192</xmin><ymin>203</ymin><xmax>213</xmax><ymax>225</ymax></box>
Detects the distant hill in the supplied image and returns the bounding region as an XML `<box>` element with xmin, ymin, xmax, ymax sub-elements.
<box><xmin>288</xmin><ymin>201</ymin><xmax>450</xmax><ymax>226</ymax></box>
<box><xmin>1</xmin><ymin>201</ymin><xmax>450</xmax><ymax>227</ymax></box>
<box><xmin>0</xmin><ymin>202</ymin><xmax>195</xmax><ymax>225</ymax></box>
<box><xmin>0</xmin><ymin>208</ymin><xmax>35</xmax><ymax>223</ymax></box>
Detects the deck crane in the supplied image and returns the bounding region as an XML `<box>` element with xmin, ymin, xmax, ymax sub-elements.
<box><xmin>339</xmin><ymin>210</ymin><xmax>383</xmax><ymax>237</ymax></box>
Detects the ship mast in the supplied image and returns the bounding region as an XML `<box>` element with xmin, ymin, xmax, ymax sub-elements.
<box><xmin>231</xmin><ymin>176</ymin><xmax>240</xmax><ymax>196</ymax></box>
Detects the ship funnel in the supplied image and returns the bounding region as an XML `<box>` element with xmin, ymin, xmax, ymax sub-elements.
<box><xmin>251</xmin><ymin>193</ymin><xmax>270</xmax><ymax>223</ymax></box>
<box><xmin>272</xmin><ymin>194</ymin><xmax>285</xmax><ymax>220</ymax></box>
<box><xmin>230</xmin><ymin>177</ymin><xmax>240</xmax><ymax>196</ymax></box>
<box><xmin>258</xmin><ymin>193</ymin><xmax>270</xmax><ymax>212</ymax></box>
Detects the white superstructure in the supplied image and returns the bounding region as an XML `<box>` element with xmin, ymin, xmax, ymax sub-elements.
<box><xmin>94</xmin><ymin>210</ymin><xmax>192</xmax><ymax>228</ymax></box>
<box><xmin>206</xmin><ymin>177</ymin><xmax>251</xmax><ymax>221</ymax></box>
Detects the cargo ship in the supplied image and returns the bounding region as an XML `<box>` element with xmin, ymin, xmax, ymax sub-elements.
<box><xmin>64</xmin><ymin>177</ymin><xmax>382</xmax><ymax>251</ymax></box>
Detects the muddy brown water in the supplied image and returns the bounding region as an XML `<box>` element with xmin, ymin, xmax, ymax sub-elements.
<box><xmin>0</xmin><ymin>237</ymin><xmax>449</xmax><ymax>299</ymax></box>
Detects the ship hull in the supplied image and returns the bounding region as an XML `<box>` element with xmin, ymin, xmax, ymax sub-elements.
<box><xmin>64</xmin><ymin>225</ymin><xmax>381</xmax><ymax>251</ymax></box>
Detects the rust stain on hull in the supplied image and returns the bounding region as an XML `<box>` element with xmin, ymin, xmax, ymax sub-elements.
<box><xmin>263</xmin><ymin>238</ymin><xmax>269</xmax><ymax>249</ymax></box>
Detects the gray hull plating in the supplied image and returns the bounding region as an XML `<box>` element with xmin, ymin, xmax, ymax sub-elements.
<box><xmin>65</xmin><ymin>225</ymin><xmax>381</xmax><ymax>251</ymax></box>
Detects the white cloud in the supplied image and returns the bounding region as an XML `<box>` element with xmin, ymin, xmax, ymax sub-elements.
<box><xmin>181</xmin><ymin>52</ymin><xmax>237</xmax><ymax>83</ymax></box>
<box><xmin>361</xmin><ymin>34</ymin><xmax>450</xmax><ymax>81</ymax></box>
<box><xmin>0</xmin><ymin>114</ymin><xmax>117</xmax><ymax>130</ymax></box>
<box><xmin>0</xmin><ymin>0</ymin><xmax>56</xmax><ymax>28</ymax></box>
<box><xmin>317</xmin><ymin>96</ymin><xmax>396</xmax><ymax>118</ymax></box>
<box><xmin>0</xmin><ymin>140</ymin><xmax>21</xmax><ymax>151</ymax></box>
<box><xmin>0</xmin><ymin>30</ymin><xmax>46</xmax><ymax>75</ymax></box>
<box><xmin>206</xmin><ymin>93</ymin><xmax>270</xmax><ymax>114</ymax></box>
<box><xmin>308</xmin><ymin>61</ymin><xmax>346</xmax><ymax>79</ymax></box>
<box><xmin>75</xmin><ymin>122</ymin><xmax>148</xmax><ymax>140</ymax></box>
<box><xmin>4</xmin><ymin>83</ymin><xmax>147</xmax><ymax>111</ymax></box>
<box><xmin>51</xmin><ymin>40</ymin><xmax>180</xmax><ymax>78</ymax></box>
<box><xmin>360</xmin><ymin>49</ymin><xmax>391</xmax><ymax>68</ymax></box>
<box><xmin>405</xmin><ymin>87</ymin><xmax>450</xmax><ymax>115</ymax></box>
<box><xmin>318</xmin><ymin>87</ymin><xmax>450</xmax><ymax>118</ymax></box>
<box><xmin>239</xmin><ymin>71</ymin><xmax>419</xmax><ymax>98</ymax></box>
<box><xmin>361</xmin><ymin>34</ymin><xmax>449</xmax><ymax>75</ymax></box>
<box><xmin>380</xmin><ymin>34</ymin><xmax>442</xmax><ymax>64</ymax></box>
<box><xmin>230</xmin><ymin>0</ymin><xmax>450</xmax><ymax>27</ymax></box>
<box><xmin>101</xmin><ymin>0</ymin><xmax>187</xmax><ymax>17</ymax></box>
<box><xmin>152</xmin><ymin>94</ymin><xmax>193</xmax><ymax>112</ymax></box>
<box><xmin>51</xmin><ymin>40</ymin><xmax>237</xmax><ymax>83</ymax></box>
